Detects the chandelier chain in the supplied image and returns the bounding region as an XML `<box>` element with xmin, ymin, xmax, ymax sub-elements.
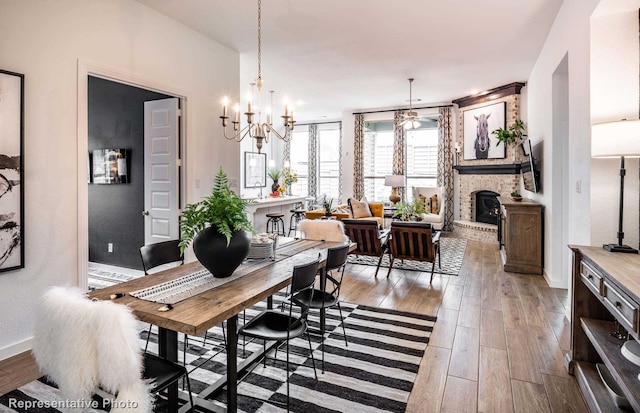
<box><xmin>257</xmin><ymin>0</ymin><xmax>262</xmax><ymax>81</ymax></box>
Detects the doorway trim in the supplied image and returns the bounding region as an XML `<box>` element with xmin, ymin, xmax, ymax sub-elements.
<box><xmin>77</xmin><ymin>58</ymin><xmax>189</xmax><ymax>290</ymax></box>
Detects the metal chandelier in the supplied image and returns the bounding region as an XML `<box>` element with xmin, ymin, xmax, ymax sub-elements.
<box><xmin>220</xmin><ymin>0</ymin><xmax>294</xmax><ymax>153</ymax></box>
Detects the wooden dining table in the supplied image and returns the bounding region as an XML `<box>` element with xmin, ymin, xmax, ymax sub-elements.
<box><xmin>88</xmin><ymin>239</ymin><xmax>354</xmax><ymax>413</ymax></box>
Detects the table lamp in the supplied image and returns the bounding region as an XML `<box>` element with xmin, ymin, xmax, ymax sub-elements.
<box><xmin>384</xmin><ymin>175</ymin><xmax>404</xmax><ymax>205</ymax></box>
<box><xmin>591</xmin><ymin>119</ymin><xmax>640</xmax><ymax>253</ymax></box>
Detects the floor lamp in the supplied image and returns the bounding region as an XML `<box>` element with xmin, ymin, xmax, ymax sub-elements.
<box><xmin>591</xmin><ymin>119</ymin><xmax>640</xmax><ymax>254</ymax></box>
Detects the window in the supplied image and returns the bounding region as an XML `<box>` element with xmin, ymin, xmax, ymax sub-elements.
<box><xmin>363</xmin><ymin>121</ymin><xmax>394</xmax><ymax>201</ymax></box>
<box><xmin>289</xmin><ymin>128</ymin><xmax>308</xmax><ymax>196</ymax></box>
<box><xmin>406</xmin><ymin>128</ymin><xmax>438</xmax><ymax>199</ymax></box>
<box><xmin>288</xmin><ymin>123</ymin><xmax>342</xmax><ymax>201</ymax></box>
<box><xmin>317</xmin><ymin>125</ymin><xmax>341</xmax><ymax>201</ymax></box>
<box><xmin>363</xmin><ymin>119</ymin><xmax>438</xmax><ymax>202</ymax></box>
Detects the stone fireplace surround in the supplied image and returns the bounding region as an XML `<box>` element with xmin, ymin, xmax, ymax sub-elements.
<box><xmin>453</xmin><ymin>171</ymin><xmax>519</xmax><ymax>243</ymax></box>
<box><xmin>451</xmin><ymin>84</ymin><xmax>524</xmax><ymax>243</ymax></box>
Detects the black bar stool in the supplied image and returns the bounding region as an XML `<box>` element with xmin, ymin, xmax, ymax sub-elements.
<box><xmin>266</xmin><ymin>213</ymin><xmax>285</xmax><ymax>235</ymax></box>
<box><xmin>288</xmin><ymin>209</ymin><xmax>306</xmax><ymax>237</ymax></box>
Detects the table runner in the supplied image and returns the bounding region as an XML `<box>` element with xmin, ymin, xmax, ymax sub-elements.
<box><xmin>129</xmin><ymin>239</ymin><xmax>325</xmax><ymax>305</ymax></box>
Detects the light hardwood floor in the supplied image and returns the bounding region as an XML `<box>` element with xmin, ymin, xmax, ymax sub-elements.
<box><xmin>0</xmin><ymin>239</ymin><xmax>586</xmax><ymax>412</ymax></box>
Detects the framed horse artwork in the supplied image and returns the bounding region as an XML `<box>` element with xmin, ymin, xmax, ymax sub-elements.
<box><xmin>462</xmin><ymin>101</ymin><xmax>506</xmax><ymax>160</ymax></box>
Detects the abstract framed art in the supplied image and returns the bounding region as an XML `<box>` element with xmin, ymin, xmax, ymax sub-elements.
<box><xmin>463</xmin><ymin>101</ymin><xmax>506</xmax><ymax>160</ymax></box>
<box><xmin>0</xmin><ymin>69</ymin><xmax>24</xmax><ymax>273</ymax></box>
<box><xmin>244</xmin><ymin>152</ymin><xmax>266</xmax><ymax>188</ymax></box>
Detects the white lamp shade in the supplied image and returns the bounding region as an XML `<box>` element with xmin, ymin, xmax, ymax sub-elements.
<box><xmin>592</xmin><ymin>120</ymin><xmax>640</xmax><ymax>158</ymax></box>
<box><xmin>384</xmin><ymin>175</ymin><xmax>405</xmax><ymax>187</ymax></box>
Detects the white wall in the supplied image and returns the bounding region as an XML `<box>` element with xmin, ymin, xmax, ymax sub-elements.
<box><xmin>526</xmin><ymin>0</ymin><xmax>601</xmax><ymax>288</ymax></box>
<box><xmin>0</xmin><ymin>0</ymin><xmax>239</xmax><ymax>359</ymax></box>
<box><xmin>590</xmin><ymin>8</ymin><xmax>640</xmax><ymax>250</ymax></box>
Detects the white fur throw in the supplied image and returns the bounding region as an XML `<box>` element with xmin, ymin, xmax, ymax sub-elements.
<box><xmin>299</xmin><ymin>219</ymin><xmax>349</xmax><ymax>242</ymax></box>
<box><xmin>33</xmin><ymin>286</ymin><xmax>152</xmax><ymax>412</ymax></box>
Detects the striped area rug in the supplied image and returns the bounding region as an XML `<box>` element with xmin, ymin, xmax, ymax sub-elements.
<box><xmin>0</xmin><ymin>297</ymin><xmax>436</xmax><ymax>413</ymax></box>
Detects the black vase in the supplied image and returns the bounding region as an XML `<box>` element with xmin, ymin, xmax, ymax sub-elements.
<box><xmin>271</xmin><ymin>180</ymin><xmax>279</xmax><ymax>193</ymax></box>
<box><xmin>193</xmin><ymin>227</ymin><xmax>250</xmax><ymax>278</ymax></box>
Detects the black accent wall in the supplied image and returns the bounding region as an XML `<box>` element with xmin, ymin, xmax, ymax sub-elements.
<box><xmin>88</xmin><ymin>76</ymin><xmax>171</xmax><ymax>270</ymax></box>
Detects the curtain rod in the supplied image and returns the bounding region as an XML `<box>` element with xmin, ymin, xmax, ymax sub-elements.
<box><xmin>352</xmin><ymin>104</ymin><xmax>453</xmax><ymax>116</ymax></box>
<box><xmin>294</xmin><ymin>120</ymin><xmax>342</xmax><ymax>126</ymax></box>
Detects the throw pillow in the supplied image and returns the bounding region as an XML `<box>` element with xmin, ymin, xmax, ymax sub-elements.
<box><xmin>348</xmin><ymin>197</ymin><xmax>373</xmax><ymax>219</ymax></box>
<box><xmin>430</xmin><ymin>194</ymin><xmax>438</xmax><ymax>214</ymax></box>
<box><xmin>419</xmin><ymin>194</ymin><xmax>429</xmax><ymax>213</ymax></box>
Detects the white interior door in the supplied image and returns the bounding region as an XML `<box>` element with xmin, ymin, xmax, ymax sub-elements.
<box><xmin>144</xmin><ymin>98</ymin><xmax>179</xmax><ymax>245</ymax></box>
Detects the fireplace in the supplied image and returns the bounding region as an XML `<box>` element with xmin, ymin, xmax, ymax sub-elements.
<box><xmin>475</xmin><ymin>190</ymin><xmax>500</xmax><ymax>225</ymax></box>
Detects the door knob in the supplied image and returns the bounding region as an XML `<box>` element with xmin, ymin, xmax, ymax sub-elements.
<box><xmin>142</xmin><ymin>210</ymin><xmax>150</xmax><ymax>216</ymax></box>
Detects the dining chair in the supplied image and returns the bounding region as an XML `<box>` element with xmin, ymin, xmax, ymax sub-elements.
<box><xmin>293</xmin><ymin>243</ymin><xmax>350</xmax><ymax>372</ymax></box>
<box><xmin>387</xmin><ymin>221</ymin><xmax>441</xmax><ymax>283</ymax></box>
<box><xmin>299</xmin><ymin>218</ymin><xmax>349</xmax><ymax>242</ymax></box>
<box><xmin>139</xmin><ymin>240</ymin><xmax>226</xmax><ymax>357</ymax></box>
<box><xmin>32</xmin><ymin>286</ymin><xmax>193</xmax><ymax>411</ymax></box>
<box><xmin>238</xmin><ymin>257</ymin><xmax>320</xmax><ymax>412</ymax></box>
<box><xmin>341</xmin><ymin>219</ymin><xmax>390</xmax><ymax>277</ymax></box>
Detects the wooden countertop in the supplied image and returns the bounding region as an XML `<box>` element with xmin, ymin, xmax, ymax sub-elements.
<box><xmin>497</xmin><ymin>196</ymin><xmax>541</xmax><ymax>206</ymax></box>
<box><xmin>570</xmin><ymin>245</ymin><xmax>640</xmax><ymax>301</ymax></box>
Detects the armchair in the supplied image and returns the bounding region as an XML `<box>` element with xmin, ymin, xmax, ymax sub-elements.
<box><xmin>387</xmin><ymin>221</ymin><xmax>441</xmax><ymax>283</ymax></box>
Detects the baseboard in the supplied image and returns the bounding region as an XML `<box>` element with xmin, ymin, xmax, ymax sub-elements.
<box><xmin>0</xmin><ymin>337</ymin><xmax>33</xmax><ymax>362</ymax></box>
<box><xmin>543</xmin><ymin>269</ymin><xmax>565</xmax><ymax>289</ymax></box>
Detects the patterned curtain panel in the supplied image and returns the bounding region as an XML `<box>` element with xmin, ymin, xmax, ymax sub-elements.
<box><xmin>283</xmin><ymin>140</ymin><xmax>291</xmax><ymax>166</ymax></box>
<box><xmin>438</xmin><ymin>107</ymin><xmax>454</xmax><ymax>231</ymax></box>
<box><xmin>353</xmin><ymin>114</ymin><xmax>365</xmax><ymax>199</ymax></box>
<box><xmin>308</xmin><ymin>124</ymin><xmax>318</xmax><ymax>199</ymax></box>
<box><xmin>393</xmin><ymin>111</ymin><xmax>406</xmax><ymax>201</ymax></box>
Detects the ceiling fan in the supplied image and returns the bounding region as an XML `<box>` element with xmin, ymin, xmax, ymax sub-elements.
<box><xmin>400</xmin><ymin>78</ymin><xmax>421</xmax><ymax>130</ymax></box>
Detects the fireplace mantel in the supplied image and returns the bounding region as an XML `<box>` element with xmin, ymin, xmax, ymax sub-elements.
<box><xmin>453</xmin><ymin>164</ymin><xmax>521</xmax><ymax>175</ymax></box>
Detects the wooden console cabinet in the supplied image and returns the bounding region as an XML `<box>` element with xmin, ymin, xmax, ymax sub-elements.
<box><xmin>497</xmin><ymin>196</ymin><xmax>543</xmax><ymax>274</ymax></box>
<box><xmin>568</xmin><ymin>246</ymin><xmax>640</xmax><ymax>412</ymax></box>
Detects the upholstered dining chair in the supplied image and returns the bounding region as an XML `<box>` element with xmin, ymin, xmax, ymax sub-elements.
<box><xmin>299</xmin><ymin>218</ymin><xmax>349</xmax><ymax>242</ymax></box>
<box><xmin>32</xmin><ymin>286</ymin><xmax>193</xmax><ymax>411</ymax></box>
<box><xmin>238</xmin><ymin>257</ymin><xmax>320</xmax><ymax>412</ymax></box>
<box><xmin>341</xmin><ymin>219</ymin><xmax>390</xmax><ymax>277</ymax></box>
<box><xmin>387</xmin><ymin>221</ymin><xmax>441</xmax><ymax>283</ymax></box>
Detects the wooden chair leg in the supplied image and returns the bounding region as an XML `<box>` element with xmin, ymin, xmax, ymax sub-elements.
<box><xmin>374</xmin><ymin>254</ymin><xmax>384</xmax><ymax>278</ymax></box>
<box><xmin>437</xmin><ymin>242</ymin><xmax>441</xmax><ymax>268</ymax></box>
<box><xmin>386</xmin><ymin>256</ymin><xmax>395</xmax><ymax>278</ymax></box>
<box><xmin>430</xmin><ymin>258</ymin><xmax>436</xmax><ymax>284</ymax></box>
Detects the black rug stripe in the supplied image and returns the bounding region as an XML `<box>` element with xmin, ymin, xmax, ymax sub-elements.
<box><xmin>288</xmin><ymin>372</ymin><xmax>408</xmax><ymax>412</ymax></box>
<box><xmin>356</xmin><ymin>304</ymin><xmax>438</xmax><ymax>321</ymax></box>
<box><xmin>344</xmin><ymin>321</ymin><xmax>431</xmax><ymax>344</ymax></box>
<box><xmin>311</xmin><ymin>359</ymin><xmax>414</xmax><ymax>392</ymax></box>
<box><xmin>328</xmin><ymin>331</ymin><xmax>425</xmax><ymax>357</ymax></box>
<box><xmin>319</xmin><ymin>342</ymin><xmax>421</xmax><ymax>374</ymax></box>
<box><xmin>347</xmin><ymin>312</ymin><xmax>434</xmax><ymax>332</ymax></box>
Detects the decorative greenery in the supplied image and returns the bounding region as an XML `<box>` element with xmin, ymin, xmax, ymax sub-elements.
<box><xmin>492</xmin><ymin>119</ymin><xmax>527</xmax><ymax>147</ymax></box>
<box><xmin>322</xmin><ymin>197</ymin><xmax>333</xmax><ymax>215</ymax></box>
<box><xmin>511</xmin><ymin>191</ymin><xmax>522</xmax><ymax>198</ymax></box>
<box><xmin>179</xmin><ymin>168</ymin><xmax>256</xmax><ymax>252</ymax></box>
<box><xmin>393</xmin><ymin>198</ymin><xmax>426</xmax><ymax>221</ymax></box>
<box><xmin>267</xmin><ymin>168</ymin><xmax>282</xmax><ymax>182</ymax></box>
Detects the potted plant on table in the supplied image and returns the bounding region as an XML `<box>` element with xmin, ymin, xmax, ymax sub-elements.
<box><xmin>393</xmin><ymin>198</ymin><xmax>426</xmax><ymax>222</ymax></box>
<box><xmin>511</xmin><ymin>191</ymin><xmax>523</xmax><ymax>202</ymax></box>
<box><xmin>268</xmin><ymin>168</ymin><xmax>283</xmax><ymax>195</ymax></box>
<box><xmin>179</xmin><ymin>168</ymin><xmax>256</xmax><ymax>278</ymax></box>
<box><xmin>492</xmin><ymin>119</ymin><xmax>527</xmax><ymax>162</ymax></box>
<box><xmin>322</xmin><ymin>197</ymin><xmax>333</xmax><ymax>217</ymax></box>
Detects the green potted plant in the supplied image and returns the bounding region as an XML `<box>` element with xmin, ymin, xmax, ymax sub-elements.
<box><xmin>510</xmin><ymin>190</ymin><xmax>523</xmax><ymax>202</ymax></box>
<box><xmin>492</xmin><ymin>119</ymin><xmax>527</xmax><ymax>162</ymax></box>
<box><xmin>179</xmin><ymin>167</ymin><xmax>256</xmax><ymax>278</ymax></box>
<box><xmin>268</xmin><ymin>168</ymin><xmax>282</xmax><ymax>194</ymax></box>
<box><xmin>322</xmin><ymin>197</ymin><xmax>333</xmax><ymax>217</ymax></box>
<box><xmin>392</xmin><ymin>198</ymin><xmax>426</xmax><ymax>221</ymax></box>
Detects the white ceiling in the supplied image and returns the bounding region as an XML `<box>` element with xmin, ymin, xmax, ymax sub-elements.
<box><xmin>137</xmin><ymin>0</ymin><xmax>564</xmax><ymax>122</ymax></box>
